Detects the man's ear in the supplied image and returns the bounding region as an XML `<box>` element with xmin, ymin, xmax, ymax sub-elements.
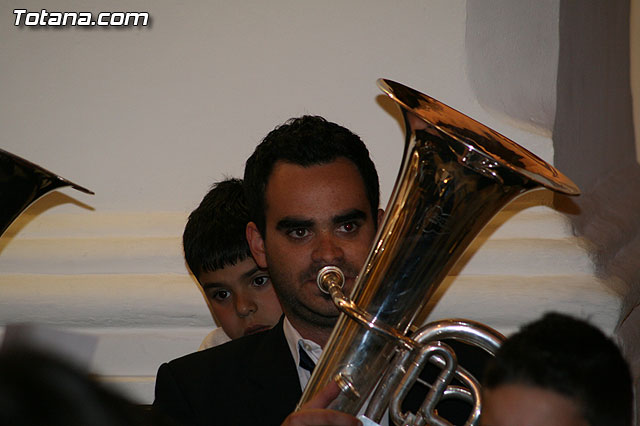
<box><xmin>246</xmin><ymin>221</ymin><xmax>268</xmax><ymax>268</ymax></box>
<box><xmin>377</xmin><ymin>208</ymin><xmax>385</xmax><ymax>228</ymax></box>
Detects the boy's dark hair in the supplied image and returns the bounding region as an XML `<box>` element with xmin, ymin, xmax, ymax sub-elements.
<box><xmin>183</xmin><ymin>178</ymin><xmax>251</xmax><ymax>277</ymax></box>
<box><xmin>243</xmin><ymin>115</ymin><xmax>380</xmax><ymax>236</ymax></box>
<box><xmin>483</xmin><ymin>312</ymin><xmax>633</xmax><ymax>426</ymax></box>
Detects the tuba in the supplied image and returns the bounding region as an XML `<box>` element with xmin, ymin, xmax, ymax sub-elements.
<box><xmin>0</xmin><ymin>148</ymin><xmax>93</xmax><ymax>237</ymax></box>
<box><xmin>296</xmin><ymin>80</ymin><xmax>580</xmax><ymax>425</ymax></box>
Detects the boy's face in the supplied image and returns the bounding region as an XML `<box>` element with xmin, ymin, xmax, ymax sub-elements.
<box><xmin>198</xmin><ymin>257</ymin><xmax>282</xmax><ymax>340</ymax></box>
<box><xmin>481</xmin><ymin>384</ymin><xmax>588</xmax><ymax>426</ymax></box>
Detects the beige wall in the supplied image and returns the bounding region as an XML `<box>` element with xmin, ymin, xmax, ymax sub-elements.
<box><xmin>0</xmin><ymin>0</ymin><xmax>625</xmax><ymax>403</ymax></box>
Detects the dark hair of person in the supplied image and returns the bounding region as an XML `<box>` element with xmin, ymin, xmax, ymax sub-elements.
<box><xmin>183</xmin><ymin>178</ymin><xmax>251</xmax><ymax>276</ymax></box>
<box><xmin>0</xmin><ymin>348</ymin><xmax>168</xmax><ymax>426</ymax></box>
<box><xmin>243</xmin><ymin>115</ymin><xmax>380</xmax><ymax>236</ymax></box>
<box><xmin>483</xmin><ymin>312</ymin><xmax>633</xmax><ymax>426</ymax></box>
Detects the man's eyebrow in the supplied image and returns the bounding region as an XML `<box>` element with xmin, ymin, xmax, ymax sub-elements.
<box><xmin>276</xmin><ymin>217</ymin><xmax>314</xmax><ymax>231</ymax></box>
<box><xmin>333</xmin><ymin>209</ymin><xmax>367</xmax><ymax>224</ymax></box>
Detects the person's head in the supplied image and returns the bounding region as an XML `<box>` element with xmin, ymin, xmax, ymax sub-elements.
<box><xmin>243</xmin><ymin>115</ymin><xmax>380</xmax><ymax>237</ymax></box>
<box><xmin>183</xmin><ymin>178</ymin><xmax>282</xmax><ymax>339</ymax></box>
<box><xmin>481</xmin><ymin>312</ymin><xmax>633</xmax><ymax>426</ymax></box>
<box><xmin>0</xmin><ymin>348</ymin><xmax>153</xmax><ymax>426</ymax></box>
<box><xmin>244</xmin><ymin>116</ymin><xmax>382</xmax><ymax>345</ymax></box>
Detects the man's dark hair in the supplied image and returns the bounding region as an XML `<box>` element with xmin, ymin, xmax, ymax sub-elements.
<box><xmin>183</xmin><ymin>178</ymin><xmax>251</xmax><ymax>277</ymax></box>
<box><xmin>243</xmin><ymin>115</ymin><xmax>380</xmax><ymax>236</ymax></box>
<box><xmin>483</xmin><ymin>312</ymin><xmax>633</xmax><ymax>426</ymax></box>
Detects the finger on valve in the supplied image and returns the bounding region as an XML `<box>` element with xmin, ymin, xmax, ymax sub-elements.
<box><xmin>281</xmin><ymin>381</ymin><xmax>362</xmax><ymax>426</ymax></box>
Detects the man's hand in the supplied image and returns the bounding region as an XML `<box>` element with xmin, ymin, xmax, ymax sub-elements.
<box><xmin>282</xmin><ymin>381</ymin><xmax>362</xmax><ymax>426</ymax></box>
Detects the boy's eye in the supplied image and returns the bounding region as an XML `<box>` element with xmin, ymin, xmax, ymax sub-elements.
<box><xmin>287</xmin><ymin>228</ymin><xmax>310</xmax><ymax>239</ymax></box>
<box><xmin>212</xmin><ymin>289</ymin><xmax>231</xmax><ymax>301</ymax></box>
<box><xmin>252</xmin><ymin>275</ymin><xmax>270</xmax><ymax>287</ymax></box>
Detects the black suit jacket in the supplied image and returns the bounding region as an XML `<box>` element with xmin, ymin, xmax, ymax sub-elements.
<box><xmin>153</xmin><ymin>319</ymin><xmax>490</xmax><ymax>426</ymax></box>
<box><xmin>153</xmin><ymin>319</ymin><xmax>301</xmax><ymax>426</ymax></box>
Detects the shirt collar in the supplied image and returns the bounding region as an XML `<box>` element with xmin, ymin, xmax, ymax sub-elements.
<box><xmin>283</xmin><ymin>316</ymin><xmax>323</xmax><ymax>364</ymax></box>
<box><xmin>283</xmin><ymin>317</ymin><xmax>324</xmax><ymax>391</ymax></box>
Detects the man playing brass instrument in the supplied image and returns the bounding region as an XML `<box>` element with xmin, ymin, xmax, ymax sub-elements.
<box><xmin>154</xmin><ymin>116</ymin><xmax>381</xmax><ymax>426</ymax></box>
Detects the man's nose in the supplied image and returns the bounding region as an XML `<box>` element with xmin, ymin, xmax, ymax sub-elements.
<box><xmin>311</xmin><ymin>232</ymin><xmax>344</xmax><ymax>264</ymax></box>
<box><xmin>235</xmin><ymin>293</ymin><xmax>257</xmax><ymax>317</ymax></box>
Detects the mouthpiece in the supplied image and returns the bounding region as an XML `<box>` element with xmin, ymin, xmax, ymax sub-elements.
<box><xmin>316</xmin><ymin>266</ymin><xmax>345</xmax><ymax>294</ymax></box>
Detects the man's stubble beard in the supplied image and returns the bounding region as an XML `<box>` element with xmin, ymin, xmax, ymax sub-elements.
<box><xmin>267</xmin><ymin>255</ymin><xmax>360</xmax><ymax>329</ymax></box>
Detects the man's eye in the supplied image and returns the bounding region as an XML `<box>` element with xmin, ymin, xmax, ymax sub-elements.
<box><xmin>212</xmin><ymin>289</ymin><xmax>231</xmax><ymax>301</ymax></box>
<box><xmin>287</xmin><ymin>228</ymin><xmax>310</xmax><ymax>239</ymax></box>
<box><xmin>339</xmin><ymin>222</ymin><xmax>358</xmax><ymax>233</ymax></box>
<box><xmin>252</xmin><ymin>275</ymin><xmax>270</xmax><ymax>287</ymax></box>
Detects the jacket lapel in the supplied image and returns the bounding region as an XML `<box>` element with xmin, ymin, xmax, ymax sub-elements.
<box><xmin>245</xmin><ymin>318</ymin><xmax>302</xmax><ymax>425</ymax></box>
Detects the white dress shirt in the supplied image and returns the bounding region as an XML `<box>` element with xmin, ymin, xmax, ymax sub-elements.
<box><xmin>197</xmin><ymin>327</ymin><xmax>231</xmax><ymax>351</ymax></box>
<box><xmin>283</xmin><ymin>317</ymin><xmax>322</xmax><ymax>391</ymax></box>
<box><xmin>282</xmin><ymin>317</ymin><xmax>389</xmax><ymax>426</ymax></box>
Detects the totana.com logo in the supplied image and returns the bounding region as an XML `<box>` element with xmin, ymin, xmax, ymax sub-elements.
<box><xmin>13</xmin><ymin>9</ymin><xmax>150</xmax><ymax>27</ymax></box>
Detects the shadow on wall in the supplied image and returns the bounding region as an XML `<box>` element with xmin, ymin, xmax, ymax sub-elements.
<box><xmin>551</xmin><ymin>0</ymin><xmax>640</xmax><ymax>421</ymax></box>
<box><xmin>552</xmin><ymin>0</ymin><xmax>640</xmax><ymax>330</ymax></box>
